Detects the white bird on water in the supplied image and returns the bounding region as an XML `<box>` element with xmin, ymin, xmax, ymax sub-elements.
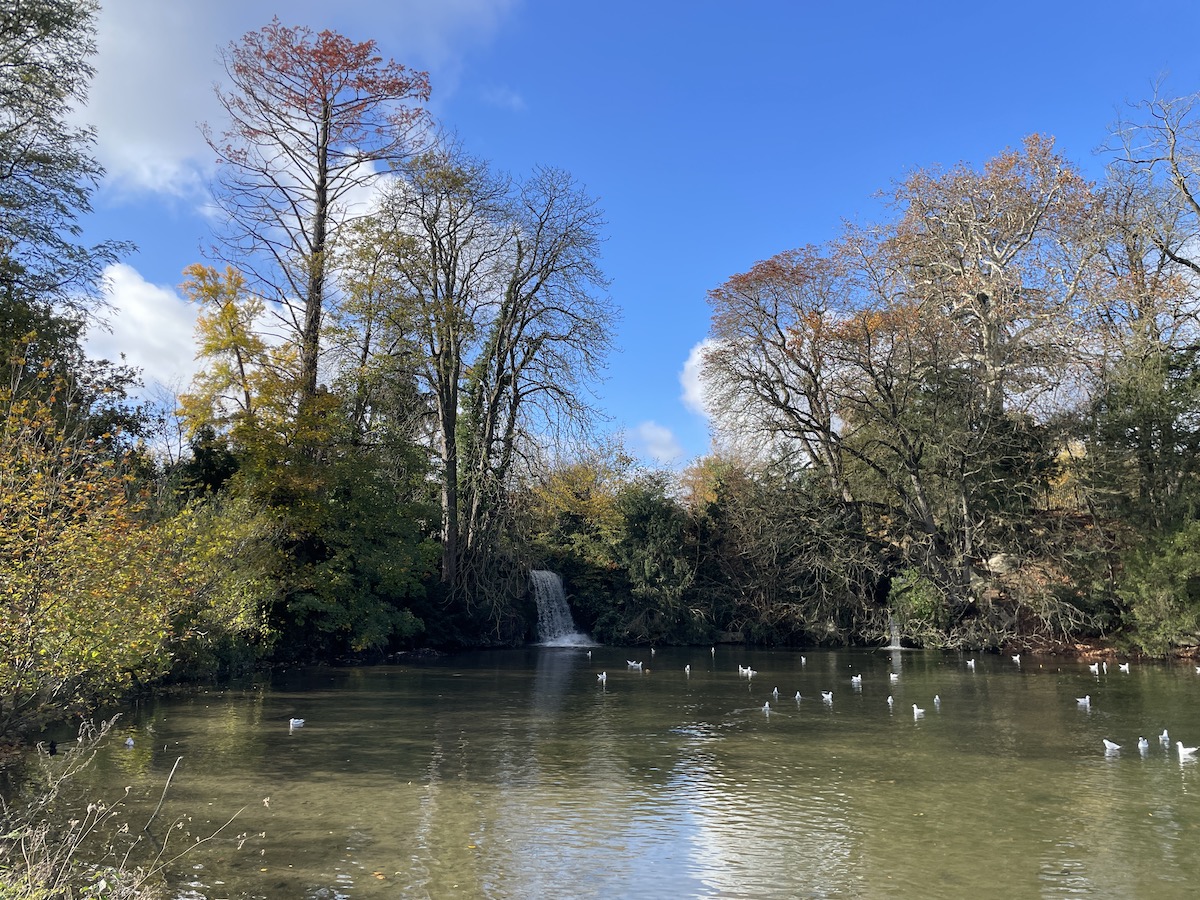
<box><xmin>1012</xmin><ymin>654</ymin><xmax>1021</xmax><ymax>664</ymax></box>
<box><xmin>684</xmin><ymin>664</ymin><xmax>691</xmax><ymax>676</ymax></box>
<box><xmin>794</xmin><ymin>691</ymin><xmax>802</xmax><ymax>701</ymax></box>
<box><xmin>800</xmin><ymin>656</ymin><xmax>807</xmax><ymax>666</ymax></box>
<box><xmin>597</xmin><ymin>672</ymin><xmax>607</xmax><ymax>683</ymax></box>
<box><xmin>889</xmin><ymin>672</ymin><xmax>900</xmax><ymax>682</ymax></box>
<box><xmin>933</xmin><ymin>694</ymin><xmax>941</xmax><ymax>709</ymax></box>
<box><xmin>1076</xmin><ymin>695</ymin><xmax>1091</xmax><ymax>708</ymax></box>
<box><xmin>1103</xmin><ymin>739</ymin><xmax>1120</xmax><ymax>752</ymax></box>
<box><xmin>1088</xmin><ymin>662</ymin><xmax>1100</xmax><ymax>674</ymax></box>
<box><xmin>627</xmin><ymin>660</ymin><xmax>643</xmax><ymax>670</ymax></box>
<box><xmin>762</xmin><ymin>701</ymin><xmax>771</xmax><ymax>714</ymax></box>
<box><xmin>1138</xmin><ymin>736</ymin><xmax>1150</xmax><ymax>752</ymax></box>
<box><xmin>1161</xmin><ymin>729</ymin><xmax>1170</xmax><ymax>746</ymax></box>
<box><xmin>966</xmin><ymin>659</ymin><xmax>976</xmax><ymax>670</ymax></box>
<box><xmin>1119</xmin><ymin>662</ymin><xmax>1130</xmax><ymax>673</ymax></box>
<box><xmin>288</xmin><ymin>718</ymin><xmax>305</xmax><ymax>729</ymax></box>
<box><xmin>850</xmin><ymin>674</ymin><xmax>862</xmax><ymax>685</ymax></box>
<box><xmin>887</xmin><ymin>695</ymin><xmax>894</xmax><ymax>708</ymax></box>
<box><xmin>1178</xmin><ymin>741</ymin><xmax>1198</xmax><ymax>759</ymax></box>
<box><xmin>913</xmin><ymin>704</ymin><xmax>925</xmax><ymax>718</ymax></box>
<box><xmin>821</xmin><ymin>691</ymin><xmax>834</xmax><ymax>703</ymax></box>
<box><xmin>772</xmin><ymin>687</ymin><xmax>779</xmax><ymax>700</ymax></box>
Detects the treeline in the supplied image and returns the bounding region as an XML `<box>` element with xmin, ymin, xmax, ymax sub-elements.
<box><xmin>4</xmin><ymin>3</ymin><xmax>1200</xmax><ymax>746</ymax></box>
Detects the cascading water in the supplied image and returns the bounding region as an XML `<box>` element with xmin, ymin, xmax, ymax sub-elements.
<box><xmin>884</xmin><ymin>614</ymin><xmax>903</xmax><ymax>650</ymax></box>
<box><xmin>530</xmin><ymin>570</ymin><xmax>594</xmax><ymax>647</ymax></box>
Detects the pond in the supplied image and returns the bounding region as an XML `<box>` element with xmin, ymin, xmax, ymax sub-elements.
<box><xmin>47</xmin><ymin>648</ymin><xmax>1200</xmax><ymax>898</ymax></box>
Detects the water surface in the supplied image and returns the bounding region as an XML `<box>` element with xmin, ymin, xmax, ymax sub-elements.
<box><xmin>63</xmin><ymin>648</ymin><xmax>1200</xmax><ymax>898</ymax></box>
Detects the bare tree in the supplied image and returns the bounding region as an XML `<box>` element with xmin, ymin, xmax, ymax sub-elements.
<box><xmin>345</xmin><ymin>144</ymin><xmax>613</xmax><ymax>599</ymax></box>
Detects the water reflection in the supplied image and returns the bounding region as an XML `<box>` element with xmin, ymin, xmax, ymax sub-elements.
<box><xmin>50</xmin><ymin>649</ymin><xmax>1200</xmax><ymax>898</ymax></box>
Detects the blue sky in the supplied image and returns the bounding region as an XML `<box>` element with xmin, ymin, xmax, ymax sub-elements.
<box><xmin>81</xmin><ymin>0</ymin><xmax>1200</xmax><ymax>466</ymax></box>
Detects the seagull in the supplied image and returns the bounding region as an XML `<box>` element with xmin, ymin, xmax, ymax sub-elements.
<box><xmin>627</xmin><ymin>660</ymin><xmax>643</xmax><ymax>670</ymax></box>
<box><xmin>1103</xmin><ymin>739</ymin><xmax>1121</xmax><ymax>752</ymax></box>
<box><xmin>1088</xmin><ymin>662</ymin><xmax>1100</xmax><ymax>674</ymax></box>
<box><xmin>1118</xmin><ymin>662</ymin><xmax>1130</xmax><ymax>673</ymax></box>
<box><xmin>800</xmin><ymin>656</ymin><xmax>807</xmax><ymax>665</ymax></box>
<box><xmin>684</xmin><ymin>664</ymin><xmax>691</xmax><ymax>676</ymax></box>
<box><xmin>933</xmin><ymin>694</ymin><xmax>941</xmax><ymax>709</ymax></box>
<box><xmin>1012</xmin><ymin>654</ymin><xmax>1021</xmax><ymax>664</ymax></box>
<box><xmin>762</xmin><ymin>701</ymin><xmax>771</xmax><ymax>714</ymax></box>
<box><xmin>794</xmin><ymin>691</ymin><xmax>802</xmax><ymax>701</ymax></box>
<box><xmin>711</xmin><ymin>646</ymin><xmax>715</xmax><ymax>657</ymax></box>
<box><xmin>1138</xmin><ymin>736</ymin><xmax>1150</xmax><ymax>752</ymax></box>
<box><xmin>288</xmin><ymin>718</ymin><xmax>305</xmax><ymax>729</ymax></box>
<box><xmin>887</xmin><ymin>695</ymin><xmax>894</xmax><ymax>708</ymax></box>
<box><xmin>772</xmin><ymin>687</ymin><xmax>779</xmax><ymax>700</ymax></box>
<box><xmin>650</xmin><ymin>648</ymin><xmax>655</xmax><ymax>657</ymax></box>
<box><xmin>746</xmin><ymin>669</ymin><xmax>758</xmax><ymax>678</ymax></box>
<box><xmin>913</xmin><ymin>704</ymin><xmax>925</xmax><ymax>718</ymax></box>
<box><xmin>597</xmin><ymin>672</ymin><xmax>607</xmax><ymax>683</ymax></box>
<box><xmin>1177</xmin><ymin>741</ymin><xmax>1198</xmax><ymax>759</ymax></box>
<box><xmin>821</xmin><ymin>691</ymin><xmax>834</xmax><ymax>703</ymax></box>
<box><xmin>1076</xmin><ymin>695</ymin><xmax>1091</xmax><ymax>708</ymax></box>
<box><xmin>889</xmin><ymin>672</ymin><xmax>900</xmax><ymax>682</ymax></box>
<box><xmin>850</xmin><ymin>674</ymin><xmax>862</xmax><ymax>685</ymax></box>
<box><xmin>1102</xmin><ymin>662</ymin><xmax>1108</xmax><ymax>674</ymax></box>
<box><xmin>966</xmin><ymin>659</ymin><xmax>976</xmax><ymax>670</ymax></box>
<box><xmin>586</xmin><ymin>650</ymin><xmax>592</xmax><ymax>658</ymax></box>
<box><xmin>124</xmin><ymin>737</ymin><xmax>135</xmax><ymax>747</ymax></box>
<box><xmin>1195</xmin><ymin>665</ymin><xmax>1200</xmax><ymax>674</ymax></box>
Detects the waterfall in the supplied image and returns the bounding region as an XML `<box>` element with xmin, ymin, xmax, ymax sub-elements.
<box><xmin>883</xmin><ymin>614</ymin><xmax>903</xmax><ymax>650</ymax></box>
<box><xmin>530</xmin><ymin>570</ymin><xmax>594</xmax><ymax>647</ymax></box>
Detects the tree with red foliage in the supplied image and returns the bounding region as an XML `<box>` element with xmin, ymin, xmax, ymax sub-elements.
<box><xmin>203</xmin><ymin>19</ymin><xmax>431</xmax><ymax>401</ymax></box>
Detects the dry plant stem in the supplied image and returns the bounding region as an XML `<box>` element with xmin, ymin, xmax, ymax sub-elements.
<box><xmin>143</xmin><ymin>756</ymin><xmax>182</xmax><ymax>834</ymax></box>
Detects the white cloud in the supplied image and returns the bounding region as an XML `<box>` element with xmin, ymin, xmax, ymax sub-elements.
<box><xmin>680</xmin><ymin>339</ymin><xmax>715</xmax><ymax>419</ymax></box>
<box><xmin>628</xmin><ymin>420</ymin><xmax>684</xmax><ymax>465</ymax></box>
<box><xmin>481</xmin><ymin>85</ymin><xmax>527</xmax><ymax>112</ymax></box>
<box><xmin>86</xmin><ymin>264</ymin><xmax>199</xmax><ymax>391</ymax></box>
<box><xmin>86</xmin><ymin>1</ymin><xmax>522</xmax><ymax>199</ymax></box>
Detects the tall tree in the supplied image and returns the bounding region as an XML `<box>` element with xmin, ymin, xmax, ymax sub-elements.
<box><xmin>204</xmin><ymin>19</ymin><xmax>430</xmax><ymax>401</ymax></box>
<box><xmin>0</xmin><ymin>0</ymin><xmax>128</xmax><ymax>314</ymax></box>
<box><xmin>346</xmin><ymin>144</ymin><xmax>613</xmax><ymax>605</ymax></box>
